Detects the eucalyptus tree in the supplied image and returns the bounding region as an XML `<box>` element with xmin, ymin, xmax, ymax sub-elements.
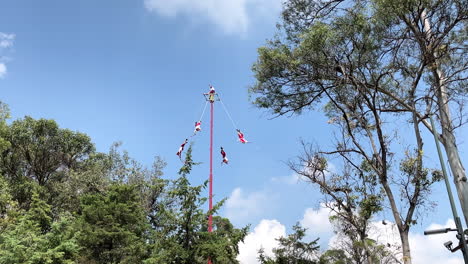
<box><xmin>290</xmin><ymin>144</ymin><xmax>390</xmax><ymax>264</ymax></box>
<box><xmin>253</xmin><ymin>0</ymin><xmax>468</xmax><ymax>224</ymax></box>
<box><xmin>372</xmin><ymin>0</ymin><xmax>468</xmax><ymax>226</ymax></box>
<box><xmin>249</xmin><ymin>0</ymin><xmax>456</xmax><ymax>262</ymax></box>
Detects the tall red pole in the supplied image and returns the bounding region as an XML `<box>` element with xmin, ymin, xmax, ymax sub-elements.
<box><xmin>208</xmin><ymin>99</ymin><xmax>214</xmax><ymax>264</ymax></box>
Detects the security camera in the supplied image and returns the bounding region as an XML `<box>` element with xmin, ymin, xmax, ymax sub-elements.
<box><xmin>444</xmin><ymin>241</ymin><xmax>453</xmax><ymax>251</ymax></box>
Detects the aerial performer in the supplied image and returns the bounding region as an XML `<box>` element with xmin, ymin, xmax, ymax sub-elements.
<box><xmin>176</xmin><ymin>139</ymin><xmax>189</xmax><ymax>159</ymax></box>
<box><xmin>194</xmin><ymin>121</ymin><xmax>202</xmax><ymax>134</ymax></box>
<box><xmin>236</xmin><ymin>129</ymin><xmax>248</xmax><ymax>144</ymax></box>
<box><xmin>220</xmin><ymin>147</ymin><xmax>229</xmax><ymax>165</ymax></box>
<box><xmin>208</xmin><ymin>85</ymin><xmax>216</xmax><ymax>102</ymax></box>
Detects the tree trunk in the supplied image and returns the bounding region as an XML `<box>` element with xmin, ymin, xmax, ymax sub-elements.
<box><xmin>359</xmin><ymin>230</ymin><xmax>373</xmax><ymax>264</ymax></box>
<box><xmin>421</xmin><ymin>10</ymin><xmax>468</xmax><ymax>226</ymax></box>
<box><xmin>382</xmin><ymin>182</ymin><xmax>412</xmax><ymax>264</ymax></box>
<box><xmin>400</xmin><ymin>229</ymin><xmax>412</xmax><ymax>264</ymax></box>
<box><xmin>433</xmin><ymin>67</ymin><xmax>468</xmax><ymax>226</ymax></box>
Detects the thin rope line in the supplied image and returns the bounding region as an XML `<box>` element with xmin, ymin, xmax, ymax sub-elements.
<box><xmin>198</xmin><ymin>101</ymin><xmax>208</xmax><ymax>121</ymax></box>
<box><xmin>219</xmin><ymin>96</ymin><xmax>238</xmax><ymax>130</ymax></box>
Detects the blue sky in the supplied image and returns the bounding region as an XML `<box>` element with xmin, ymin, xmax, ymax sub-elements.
<box><xmin>0</xmin><ymin>1</ymin><xmax>466</xmax><ymax>263</ymax></box>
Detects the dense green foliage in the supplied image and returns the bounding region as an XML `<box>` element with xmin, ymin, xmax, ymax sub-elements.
<box><xmin>0</xmin><ymin>107</ymin><xmax>248</xmax><ymax>263</ymax></box>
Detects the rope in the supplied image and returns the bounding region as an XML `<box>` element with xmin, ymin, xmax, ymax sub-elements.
<box><xmin>189</xmin><ymin>102</ymin><xmax>209</xmax><ymax>139</ymax></box>
<box><xmin>198</xmin><ymin>101</ymin><xmax>208</xmax><ymax>121</ymax></box>
<box><xmin>219</xmin><ymin>96</ymin><xmax>238</xmax><ymax>130</ymax></box>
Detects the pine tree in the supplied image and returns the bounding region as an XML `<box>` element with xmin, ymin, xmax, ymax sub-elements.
<box><xmin>146</xmin><ymin>147</ymin><xmax>248</xmax><ymax>264</ymax></box>
<box><xmin>76</xmin><ymin>183</ymin><xmax>150</xmax><ymax>263</ymax></box>
<box><xmin>0</xmin><ymin>189</ymin><xmax>80</xmax><ymax>264</ymax></box>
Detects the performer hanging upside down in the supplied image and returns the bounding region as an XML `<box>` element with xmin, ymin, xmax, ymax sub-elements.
<box><xmin>176</xmin><ymin>139</ymin><xmax>188</xmax><ymax>159</ymax></box>
<box><xmin>194</xmin><ymin>121</ymin><xmax>202</xmax><ymax>134</ymax></box>
<box><xmin>236</xmin><ymin>129</ymin><xmax>248</xmax><ymax>144</ymax></box>
<box><xmin>220</xmin><ymin>147</ymin><xmax>228</xmax><ymax>165</ymax></box>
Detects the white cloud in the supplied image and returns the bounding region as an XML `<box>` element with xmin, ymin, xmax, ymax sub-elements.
<box><xmin>300</xmin><ymin>204</ymin><xmax>334</xmax><ymax>240</ymax></box>
<box><xmin>237</xmin><ymin>207</ymin><xmax>465</xmax><ymax>264</ymax></box>
<box><xmin>0</xmin><ymin>63</ymin><xmax>6</xmax><ymax>79</ymax></box>
<box><xmin>297</xmin><ymin>204</ymin><xmax>462</xmax><ymax>263</ymax></box>
<box><xmin>237</xmin><ymin>206</ymin><xmax>334</xmax><ymax>264</ymax></box>
<box><xmin>0</xmin><ymin>33</ymin><xmax>15</xmax><ymax>48</ymax></box>
<box><xmin>271</xmin><ymin>173</ymin><xmax>301</xmax><ymax>185</ymax></box>
<box><xmin>409</xmin><ymin>219</ymin><xmax>463</xmax><ymax>264</ymax></box>
<box><xmin>238</xmin><ymin>219</ymin><xmax>286</xmax><ymax>264</ymax></box>
<box><xmin>143</xmin><ymin>0</ymin><xmax>283</xmax><ymax>35</ymax></box>
<box><xmin>236</xmin><ymin>199</ymin><xmax>463</xmax><ymax>264</ymax></box>
<box><xmin>225</xmin><ymin>187</ymin><xmax>268</xmax><ymax>224</ymax></box>
<box><xmin>0</xmin><ymin>32</ymin><xmax>15</xmax><ymax>78</ymax></box>
<box><xmin>329</xmin><ymin>218</ymin><xmax>463</xmax><ymax>264</ymax></box>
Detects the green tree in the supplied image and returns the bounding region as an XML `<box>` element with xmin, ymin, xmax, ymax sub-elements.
<box><xmin>205</xmin><ymin>216</ymin><xmax>250</xmax><ymax>263</ymax></box>
<box><xmin>1</xmin><ymin>116</ymin><xmax>94</xmax><ymax>185</ymax></box>
<box><xmin>103</xmin><ymin>142</ymin><xmax>169</xmax><ymax>223</ymax></box>
<box><xmin>147</xmin><ymin>147</ymin><xmax>248</xmax><ymax>264</ymax></box>
<box><xmin>258</xmin><ymin>223</ymin><xmax>319</xmax><ymax>264</ymax></box>
<box><xmin>319</xmin><ymin>249</ymin><xmax>351</xmax><ymax>264</ymax></box>
<box><xmin>372</xmin><ymin>0</ymin><xmax>468</xmax><ymax>227</ymax></box>
<box><xmin>0</xmin><ymin>189</ymin><xmax>80</xmax><ymax>264</ymax></box>
<box><xmin>0</xmin><ymin>112</ymin><xmax>249</xmax><ymax>263</ymax></box>
<box><xmin>51</xmin><ymin>151</ymin><xmax>111</xmax><ymax>215</ymax></box>
<box><xmin>0</xmin><ymin>116</ymin><xmax>95</xmax><ymax>209</ymax></box>
<box><xmin>0</xmin><ymin>174</ymin><xmax>18</xmax><ymax>231</ymax></box>
<box><xmin>0</xmin><ymin>101</ymin><xmax>10</xmax><ymax>153</ymax></box>
<box><xmin>76</xmin><ymin>183</ymin><xmax>150</xmax><ymax>264</ymax></box>
<box><xmin>291</xmin><ymin>147</ymin><xmax>385</xmax><ymax>264</ymax></box>
<box><xmin>249</xmin><ymin>1</ymin><xmax>449</xmax><ymax>263</ymax></box>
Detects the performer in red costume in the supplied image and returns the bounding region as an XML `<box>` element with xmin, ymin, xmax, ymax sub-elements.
<box><xmin>236</xmin><ymin>129</ymin><xmax>248</xmax><ymax>144</ymax></box>
<box><xmin>220</xmin><ymin>147</ymin><xmax>229</xmax><ymax>165</ymax></box>
<box><xmin>194</xmin><ymin>121</ymin><xmax>202</xmax><ymax>134</ymax></box>
<box><xmin>176</xmin><ymin>139</ymin><xmax>188</xmax><ymax>159</ymax></box>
